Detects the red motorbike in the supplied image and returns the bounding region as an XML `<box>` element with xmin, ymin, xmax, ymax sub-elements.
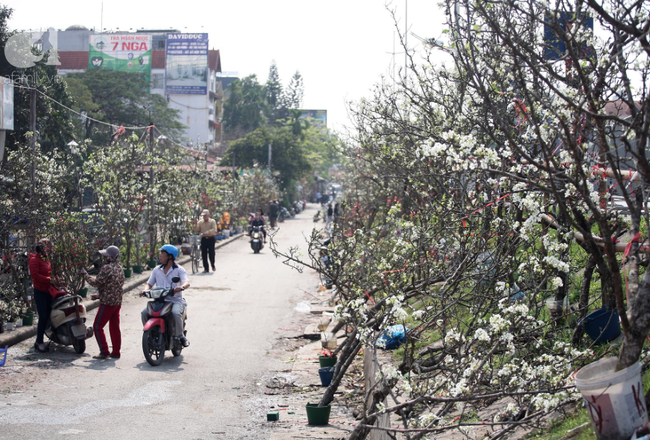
<box><xmin>141</xmin><ymin>276</ymin><xmax>187</xmax><ymax>366</ymax></box>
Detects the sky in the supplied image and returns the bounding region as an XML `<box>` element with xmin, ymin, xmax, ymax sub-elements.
<box><xmin>3</xmin><ymin>0</ymin><xmax>449</xmax><ymax>133</ymax></box>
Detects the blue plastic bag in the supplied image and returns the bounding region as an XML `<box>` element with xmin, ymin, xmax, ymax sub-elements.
<box><xmin>376</xmin><ymin>325</ymin><xmax>409</xmax><ymax>350</ymax></box>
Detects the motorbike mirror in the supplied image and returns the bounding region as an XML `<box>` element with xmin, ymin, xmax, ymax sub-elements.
<box><xmin>172</xmin><ymin>276</ymin><xmax>181</xmax><ymax>283</ymax></box>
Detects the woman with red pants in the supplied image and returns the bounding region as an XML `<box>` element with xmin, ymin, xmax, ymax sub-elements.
<box><xmin>82</xmin><ymin>245</ymin><xmax>125</xmax><ymax>359</ymax></box>
<box><xmin>28</xmin><ymin>239</ymin><xmax>53</xmax><ymax>353</ymax></box>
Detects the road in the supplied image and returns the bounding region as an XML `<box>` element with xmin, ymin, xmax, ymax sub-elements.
<box><xmin>0</xmin><ymin>205</ymin><xmax>322</xmax><ymax>440</ymax></box>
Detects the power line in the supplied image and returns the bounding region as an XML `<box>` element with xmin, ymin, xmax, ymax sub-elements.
<box><xmin>13</xmin><ymin>83</ymin><xmax>152</xmax><ymax>131</ymax></box>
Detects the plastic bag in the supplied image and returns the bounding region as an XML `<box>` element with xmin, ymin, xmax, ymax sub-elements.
<box><xmin>376</xmin><ymin>324</ymin><xmax>409</xmax><ymax>350</ymax></box>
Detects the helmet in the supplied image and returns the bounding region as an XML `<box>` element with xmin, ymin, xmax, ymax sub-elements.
<box><xmin>159</xmin><ymin>244</ymin><xmax>178</xmax><ymax>259</ymax></box>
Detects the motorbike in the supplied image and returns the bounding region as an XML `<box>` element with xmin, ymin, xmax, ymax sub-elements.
<box><xmin>278</xmin><ymin>207</ymin><xmax>289</xmax><ymax>223</ymax></box>
<box><xmin>45</xmin><ymin>289</ymin><xmax>93</xmax><ymax>354</ymax></box>
<box><xmin>141</xmin><ymin>276</ymin><xmax>188</xmax><ymax>366</ymax></box>
<box><xmin>250</xmin><ymin>225</ymin><xmax>264</xmax><ymax>253</ymax></box>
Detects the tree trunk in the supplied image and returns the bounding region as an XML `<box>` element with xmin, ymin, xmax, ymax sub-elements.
<box><xmin>319</xmin><ymin>331</ymin><xmax>362</xmax><ymax>407</ymax></box>
<box><xmin>572</xmin><ymin>254</ymin><xmax>596</xmax><ymax>345</ymax></box>
<box><xmin>617</xmin><ymin>268</ymin><xmax>650</xmax><ymax>370</ymax></box>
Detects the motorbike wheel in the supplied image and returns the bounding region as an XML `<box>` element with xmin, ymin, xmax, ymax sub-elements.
<box><xmin>143</xmin><ymin>328</ymin><xmax>165</xmax><ymax>366</ymax></box>
<box><xmin>72</xmin><ymin>337</ymin><xmax>86</xmax><ymax>354</ymax></box>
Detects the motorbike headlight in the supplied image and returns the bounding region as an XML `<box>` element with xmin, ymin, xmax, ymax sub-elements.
<box><xmin>253</xmin><ymin>232</ymin><xmax>259</xmax><ymax>239</ymax></box>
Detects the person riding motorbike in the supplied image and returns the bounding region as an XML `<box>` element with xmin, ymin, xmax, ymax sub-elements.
<box><xmin>139</xmin><ymin>245</ymin><xmax>191</xmax><ymax>347</ymax></box>
<box><xmin>249</xmin><ymin>209</ymin><xmax>267</xmax><ymax>243</ymax></box>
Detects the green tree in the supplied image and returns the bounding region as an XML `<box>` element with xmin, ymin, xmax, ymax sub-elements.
<box><xmin>222</xmin><ymin>126</ymin><xmax>312</xmax><ymax>200</ymax></box>
<box><xmin>0</xmin><ymin>5</ymin><xmax>76</xmax><ymax>157</ymax></box>
<box><xmin>265</xmin><ymin>61</ymin><xmax>288</xmax><ymax>125</ymax></box>
<box><xmin>285</xmin><ymin>71</ymin><xmax>304</xmax><ymax>110</ymax></box>
<box><xmin>64</xmin><ymin>69</ymin><xmax>184</xmax><ymax>145</ymax></box>
<box><xmin>222</xmin><ymin>75</ymin><xmax>268</xmax><ymax>141</ymax></box>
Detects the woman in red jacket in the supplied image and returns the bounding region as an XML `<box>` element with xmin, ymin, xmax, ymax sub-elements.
<box><xmin>29</xmin><ymin>239</ymin><xmax>53</xmax><ymax>353</ymax></box>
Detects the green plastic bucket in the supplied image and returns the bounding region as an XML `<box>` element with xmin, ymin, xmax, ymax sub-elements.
<box><xmin>306</xmin><ymin>403</ymin><xmax>331</xmax><ymax>425</ymax></box>
<box><xmin>318</xmin><ymin>355</ymin><xmax>337</xmax><ymax>367</ymax></box>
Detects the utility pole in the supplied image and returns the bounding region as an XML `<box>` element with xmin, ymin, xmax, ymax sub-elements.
<box><xmin>268</xmin><ymin>143</ymin><xmax>272</xmax><ymax>170</ymax></box>
<box><xmin>29</xmin><ymin>88</ymin><xmax>36</xmax><ymax>246</ymax></box>
<box><xmin>149</xmin><ymin>122</ymin><xmax>155</xmax><ymax>258</ymax></box>
<box><xmin>29</xmin><ymin>89</ymin><xmax>36</xmax><ymax>197</ymax></box>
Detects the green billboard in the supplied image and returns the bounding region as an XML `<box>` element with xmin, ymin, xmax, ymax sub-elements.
<box><xmin>89</xmin><ymin>34</ymin><xmax>152</xmax><ymax>85</ymax></box>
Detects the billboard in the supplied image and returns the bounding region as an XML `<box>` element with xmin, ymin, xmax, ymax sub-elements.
<box><xmin>299</xmin><ymin>110</ymin><xmax>327</xmax><ymax>127</ymax></box>
<box><xmin>88</xmin><ymin>34</ymin><xmax>152</xmax><ymax>80</ymax></box>
<box><xmin>543</xmin><ymin>12</ymin><xmax>593</xmax><ymax>60</ymax></box>
<box><xmin>0</xmin><ymin>79</ymin><xmax>14</xmax><ymax>130</ymax></box>
<box><xmin>165</xmin><ymin>33</ymin><xmax>209</xmax><ymax>95</ymax></box>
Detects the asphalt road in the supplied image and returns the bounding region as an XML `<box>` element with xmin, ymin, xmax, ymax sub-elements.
<box><xmin>0</xmin><ymin>205</ymin><xmax>322</xmax><ymax>440</ymax></box>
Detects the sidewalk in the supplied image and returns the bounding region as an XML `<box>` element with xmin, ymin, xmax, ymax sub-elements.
<box><xmin>0</xmin><ymin>233</ymin><xmax>244</xmax><ymax>348</ymax></box>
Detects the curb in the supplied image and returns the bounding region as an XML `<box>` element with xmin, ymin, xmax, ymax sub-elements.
<box><xmin>0</xmin><ymin>233</ymin><xmax>244</xmax><ymax>348</ymax></box>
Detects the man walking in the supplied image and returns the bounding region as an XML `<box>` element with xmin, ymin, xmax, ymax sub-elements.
<box><xmin>268</xmin><ymin>200</ymin><xmax>279</xmax><ymax>229</ymax></box>
<box><xmin>82</xmin><ymin>245</ymin><xmax>125</xmax><ymax>359</ymax></box>
<box><xmin>193</xmin><ymin>209</ymin><xmax>217</xmax><ymax>273</ymax></box>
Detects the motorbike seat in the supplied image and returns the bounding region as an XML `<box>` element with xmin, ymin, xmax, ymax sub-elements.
<box><xmin>52</xmin><ymin>295</ymin><xmax>77</xmax><ymax>309</ymax></box>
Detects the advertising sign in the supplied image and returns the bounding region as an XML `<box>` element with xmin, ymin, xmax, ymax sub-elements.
<box><xmin>299</xmin><ymin>110</ymin><xmax>327</xmax><ymax>127</ymax></box>
<box><xmin>88</xmin><ymin>34</ymin><xmax>152</xmax><ymax>81</ymax></box>
<box><xmin>0</xmin><ymin>79</ymin><xmax>14</xmax><ymax>130</ymax></box>
<box><xmin>165</xmin><ymin>33</ymin><xmax>208</xmax><ymax>95</ymax></box>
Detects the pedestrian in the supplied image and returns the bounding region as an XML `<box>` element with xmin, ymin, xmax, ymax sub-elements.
<box><xmin>28</xmin><ymin>238</ymin><xmax>53</xmax><ymax>353</ymax></box>
<box><xmin>326</xmin><ymin>203</ymin><xmax>334</xmax><ymax>228</ymax></box>
<box><xmin>268</xmin><ymin>200</ymin><xmax>279</xmax><ymax>228</ymax></box>
<box><xmin>334</xmin><ymin>203</ymin><xmax>340</xmax><ymax>223</ymax></box>
<box><xmin>81</xmin><ymin>245</ymin><xmax>125</xmax><ymax>359</ymax></box>
<box><xmin>193</xmin><ymin>209</ymin><xmax>217</xmax><ymax>273</ymax></box>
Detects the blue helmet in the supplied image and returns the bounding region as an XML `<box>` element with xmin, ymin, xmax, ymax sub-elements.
<box><xmin>159</xmin><ymin>244</ymin><xmax>178</xmax><ymax>259</ymax></box>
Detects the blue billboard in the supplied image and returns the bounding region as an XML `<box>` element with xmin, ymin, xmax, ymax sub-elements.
<box><xmin>165</xmin><ymin>33</ymin><xmax>209</xmax><ymax>95</ymax></box>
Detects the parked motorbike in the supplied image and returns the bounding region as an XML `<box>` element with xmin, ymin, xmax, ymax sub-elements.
<box><xmin>250</xmin><ymin>225</ymin><xmax>264</xmax><ymax>254</ymax></box>
<box><xmin>45</xmin><ymin>289</ymin><xmax>93</xmax><ymax>354</ymax></box>
<box><xmin>279</xmin><ymin>207</ymin><xmax>289</xmax><ymax>223</ymax></box>
<box><xmin>141</xmin><ymin>276</ymin><xmax>187</xmax><ymax>366</ymax></box>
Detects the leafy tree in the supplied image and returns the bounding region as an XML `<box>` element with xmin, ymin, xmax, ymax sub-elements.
<box><xmin>285</xmin><ymin>71</ymin><xmax>304</xmax><ymax>109</ymax></box>
<box><xmin>265</xmin><ymin>61</ymin><xmax>288</xmax><ymax>125</ymax></box>
<box><xmin>222</xmin><ymin>75</ymin><xmax>268</xmax><ymax>141</ymax></box>
<box><xmin>222</xmin><ymin>126</ymin><xmax>312</xmax><ymax>200</ymax></box>
<box><xmin>63</xmin><ymin>69</ymin><xmax>184</xmax><ymax>145</ymax></box>
<box><xmin>0</xmin><ymin>5</ymin><xmax>76</xmax><ymax>157</ymax></box>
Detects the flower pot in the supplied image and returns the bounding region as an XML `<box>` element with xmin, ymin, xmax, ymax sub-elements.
<box><xmin>575</xmin><ymin>357</ymin><xmax>647</xmax><ymax>439</ymax></box>
<box><xmin>132</xmin><ymin>264</ymin><xmax>143</xmax><ymax>274</ymax></box>
<box><xmin>22</xmin><ymin>311</ymin><xmax>34</xmax><ymax>326</ymax></box>
<box><xmin>147</xmin><ymin>260</ymin><xmax>157</xmax><ymax>269</ymax></box>
<box><xmin>579</xmin><ymin>308</ymin><xmax>621</xmax><ymax>345</ymax></box>
<box><xmin>15</xmin><ymin>318</ymin><xmax>22</xmax><ymax>328</ymax></box>
<box><xmin>318</xmin><ymin>366</ymin><xmax>334</xmax><ymax>387</ymax></box>
<box><xmin>124</xmin><ymin>269</ymin><xmax>132</xmax><ymax>278</ymax></box>
<box><xmin>318</xmin><ymin>355</ymin><xmax>337</xmax><ymax>367</ymax></box>
<box><xmin>5</xmin><ymin>322</ymin><xmax>15</xmax><ymax>331</ymax></box>
<box><xmin>306</xmin><ymin>403</ymin><xmax>331</xmax><ymax>425</ymax></box>
<box><xmin>76</xmin><ymin>288</ymin><xmax>88</xmax><ymax>298</ymax></box>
